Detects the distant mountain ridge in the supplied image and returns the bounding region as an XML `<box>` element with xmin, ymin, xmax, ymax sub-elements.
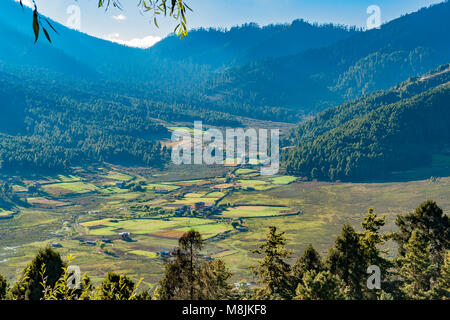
<box><xmin>207</xmin><ymin>1</ymin><xmax>450</xmax><ymax>114</ymax></box>
<box><xmin>147</xmin><ymin>20</ymin><xmax>359</xmax><ymax>69</ymax></box>
<box><xmin>0</xmin><ymin>0</ymin><xmax>362</xmax><ymax>123</ymax></box>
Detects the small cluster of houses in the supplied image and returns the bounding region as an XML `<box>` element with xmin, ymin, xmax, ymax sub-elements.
<box><xmin>119</xmin><ymin>232</ymin><xmax>131</xmax><ymax>241</ymax></box>
<box><xmin>174</xmin><ymin>205</ymin><xmax>191</xmax><ymax>217</ymax></box>
<box><xmin>173</xmin><ymin>202</ymin><xmax>219</xmax><ymax>217</ymax></box>
<box><xmin>73</xmin><ymin>232</ymin><xmax>131</xmax><ymax>248</ymax></box>
<box><xmin>77</xmin><ymin>240</ymin><xmax>96</xmax><ymax>246</ymax></box>
<box><xmin>193</xmin><ymin>202</ymin><xmax>218</xmax><ymax>215</ymax></box>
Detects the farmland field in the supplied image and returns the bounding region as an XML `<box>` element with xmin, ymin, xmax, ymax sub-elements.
<box><xmin>81</xmin><ymin>217</ymin><xmax>229</xmax><ymax>239</ymax></box>
<box><xmin>42</xmin><ymin>182</ymin><xmax>99</xmax><ymax>195</ymax></box>
<box><xmin>220</xmin><ymin>205</ymin><xmax>295</xmax><ymax>218</ymax></box>
<box><xmin>270</xmin><ymin>176</ymin><xmax>297</xmax><ymax>185</ymax></box>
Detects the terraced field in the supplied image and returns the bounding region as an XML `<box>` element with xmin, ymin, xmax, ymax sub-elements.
<box><xmin>81</xmin><ymin>217</ymin><xmax>232</xmax><ymax>239</ymax></box>
<box><xmin>42</xmin><ymin>182</ymin><xmax>99</xmax><ymax>196</ymax></box>
<box><xmin>1</xmin><ymin>163</ymin><xmax>450</xmax><ymax>288</ymax></box>
<box><xmin>220</xmin><ymin>205</ymin><xmax>295</xmax><ymax>218</ymax></box>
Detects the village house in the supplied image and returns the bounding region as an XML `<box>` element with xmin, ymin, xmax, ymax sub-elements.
<box><xmin>119</xmin><ymin>232</ymin><xmax>131</xmax><ymax>241</ymax></box>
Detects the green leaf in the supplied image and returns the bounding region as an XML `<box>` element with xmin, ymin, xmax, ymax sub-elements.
<box><xmin>43</xmin><ymin>28</ymin><xmax>51</xmax><ymax>43</ymax></box>
<box><xmin>33</xmin><ymin>9</ymin><xmax>39</xmax><ymax>43</ymax></box>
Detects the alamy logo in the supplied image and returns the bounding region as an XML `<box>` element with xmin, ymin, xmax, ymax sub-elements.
<box><xmin>367</xmin><ymin>5</ymin><xmax>382</xmax><ymax>30</ymax></box>
<box><xmin>366</xmin><ymin>265</ymin><xmax>381</xmax><ymax>290</ymax></box>
<box><xmin>67</xmin><ymin>5</ymin><xmax>81</xmax><ymax>31</ymax></box>
<box><xmin>171</xmin><ymin>122</ymin><xmax>280</xmax><ymax>175</ymax></box>
<box><xmin>67</xmin><ymin>265</ymin><xmax>81</xmax><ymax>289</ymax></box>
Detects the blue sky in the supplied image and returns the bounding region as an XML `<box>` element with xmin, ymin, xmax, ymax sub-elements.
<box><xmin>16</xmin><ymin>0</ymin><xmax>445</xmax><ymax>48</ymax></box>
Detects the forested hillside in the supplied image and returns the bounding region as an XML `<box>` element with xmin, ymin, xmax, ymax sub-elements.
<box><xmin>285</xmin><ymin>66</ymin><xmax>450</xmax><ymax>181</ymax></box>
<box><xmin>2</xmin><ymin>1</ymin><xmax>448</xmax><ymax>123</ymax></box>
<box><xmin>2</xmin><ymin>0</ymin><xmax>450</xmax><ymax>173</ymax></box>
<box><xmin>148</xmin><ymin>20</ymin><xmax>358</xmax><ymax>68</ymax></box>
<box><xmin>0</xmin><ymin>0</ymin><xmax>359</xmax><ymax>125</ymax></box>
<box><xmin>0</xmin><ymin>71</ymin><xmax>238</xmax><ymax>173</ymax></box>
<box><xmin>0</xmin><ymin>72</ymin><xmax>170</xmax><ymax>172</ymax></box>
<box><xmin>208</xmin><ymin>1</ymin><xmax>450</xmax><ymax>113</ymax></box>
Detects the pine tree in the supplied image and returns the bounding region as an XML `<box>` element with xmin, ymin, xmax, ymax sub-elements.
<box><xmin>291</xmin><ymin>244</ymin><xmax>322</xmax><ymax>288</ymax></box>
<box><xmin>393</xmin><ymin>201</ymin><xmax>450</xmax><ymax>270</ymax></box>
<box><xmin>199</xmin><ymin>259</ymin><xmax>233</xmax><ymax>300</ymax></box>
<box><xmin>179</xmin><ymin>230</ymin><xmax>204</xmax><ymax>300</ymax></box>
<box><xmin>295</xmin><ymin>270</ymin><xmax>345</xmax><ymax>300</ymax></box>
<box><xmin>359</xmin><ymin>209</ymin><xmax>393</xmax><ymax>299</ymax></box>
<box><xmin>432</xmin><ymin>251</ymin><xmax>450</xmax><ymax>299</ymax></box>
<box><xmin>158</xmin><ymin>230</ymin><xmax>205</xmax><ymax>300</ymax></box>
<box><xmin>11</xmin><ymin>246</ymin><xmax>65</xmax><ymax>300</ymax></box>
<box><xmin>326</xmin><ymin>224</ymin><xmax>366</xmax><ymax>299</ymax></box>
<box><xmin>251</xmin><ymin>226</ymin><xmax>293</xmax><ymax>299</ymax></box>
<box><xmin>399</xmin><ymin>230</ymin><xmax>437</xmax><ymax>299</ymax></box>
<box><xmin>0</xmin><ymin>273</ymin><xmax>7</xmax><ymax>300</ymax></box>
<box><xmin>97</xmin><ymin>272</ymin><xmax>138</xmax><ymax>300</ymax></box>
<box><xmin>158</xmin><ymin>248</ymin><xmax>192</xmax><ymax>300</ymax></box>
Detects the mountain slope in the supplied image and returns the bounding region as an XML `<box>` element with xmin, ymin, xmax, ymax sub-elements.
<box><xmin>0</xmin><ymin>0</ymin><xmax>358</xmax><ymax>123</ymax></box>
<box><xmin>285</xmin><ymin>65</ymin><xmax>450</xmax><ymax>181</ymax></box>
<box><xmin>207</xmin><ymin>1</ymin><xmax>450</xmax><ymax>113</ymax></box>
<box><xmin>0</xmin><ymin>0</ymin><xmax>150</xmax><ymax>79</ymax></box>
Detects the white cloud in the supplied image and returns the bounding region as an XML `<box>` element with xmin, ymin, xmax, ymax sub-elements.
<box><xmin>112</xmin><ymin>14</ymin><xmax>127</xmax><ymax>21</ymax></box>
<box><xmin>103</xmin><ymin>33</ymin><xmax>162</xmax><ymax>49</ymax></box>
<box><xmin>15</xmin><ymin>0</ymin><xmax>33</xmax><ymax>8</ymax></box>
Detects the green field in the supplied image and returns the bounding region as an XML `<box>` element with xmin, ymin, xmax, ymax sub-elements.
<box><xmin>57</xmin><ymin>174</ymin><xmax>82</xmax><ymax>182</ymax></box>
<box><xmin>144</xmin><ymin>184</ymin><xmax>180</xmax><ymax>191</ymax></box>
<box><xmin>1</xmin><ymin>164</ymin><xmax>450</xmax><ymax>287</ymax></box>
<box><xmin>220</xmin><ymin>205</ymin><xmax>292</xmax><ymax>218</ymax></box>
<box><xmin>178</xmin><ymin>223</ymin><xmax>233</xmax><ymax>239</ymax></box>
<box><xmin>103</xmin><ymin>171</ymin><xmax>134</xmax><ymax>181</ymax></box>
<box><xmin>129</xmin><ymin>250</ymin><xmax>158</xmax><ymax>259</ymax></box>
<box><xmin>99</xmin><ymin>187</ymin><xmax>130</xmax><ymax>194</ymax></box>
<box><xmin>82</xmin><ymin>217</ymin><xmax>230</xmax><ymax>238</ymax></box>
<box><xmin>0</xmin><ymin>209</ymin><xmax>14</xmax><ymax>217</ymax></box>
<box><xmin>238</xmin><ymin>180</ymin><xmax>268</xmax><ymax>186</ymax></box>
<box><xmin>42</xmin><ymin>182</ymin><xmax>99</xmax><ymax>195</ymax></box>
<box><xmin>235</xmin><ymin>169</ymin><xmax>258</xmax><ymax>175</ymax></box>
<box><xmin>270</xmin><ymin>176</ymin><xmax>297</xmax><ymax>185</ymax></box>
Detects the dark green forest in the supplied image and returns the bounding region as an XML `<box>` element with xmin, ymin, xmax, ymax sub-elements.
<box><xmin>285</xmin><ymin>65</ymin><xmax>450</xmax><ymax>181</ymax></box>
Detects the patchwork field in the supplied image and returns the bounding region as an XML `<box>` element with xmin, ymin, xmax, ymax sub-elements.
<box><xmin>42</xmin><ymin>182</ymin><xmax>99</xmax><ymax>196</ymax></box>
<box><xmin>81</xmin><ymin>217</ymin><xmax>232</xmax><ymax>239</ymax></box>
<box><xmin>26</xmin><ymin>197</ymin><xmax>70</xmax><ymax>208</ymax></box>
<box><xmin>1</xmin><ymin>163</ymin><xmax>450</xmax><ymax>288</ymax></box>
<box><xmin>220</xmin><ymin>205</ymin><xmax>295</xmax><ymax>218</ymax></box>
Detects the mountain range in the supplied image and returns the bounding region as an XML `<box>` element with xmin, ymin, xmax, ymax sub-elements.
<box><xmin>0</xmin><ymin>0</ymin><xmax>449</xmax><ymax>178</ymax></box>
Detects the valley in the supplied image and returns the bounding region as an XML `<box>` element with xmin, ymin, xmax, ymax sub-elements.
<box><xmin>1</xmin><ymin>136</ymin><xmax>449</xmax><ymax>289</ymax></box>
<box><xmin>0</xmin><ymin>0</ymin><xmax>449</xmax><ymax>301</ymax></box>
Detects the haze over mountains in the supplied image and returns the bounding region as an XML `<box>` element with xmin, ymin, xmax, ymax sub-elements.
<box><xmin>209</xmin><ymin>1</ymin><xmax>450</xmax><ymax>113</ymax></box>
<box><xmin>2</xmin><ymin>0</ymin><xmax>449</xmax><ymax>116</ymax></box>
